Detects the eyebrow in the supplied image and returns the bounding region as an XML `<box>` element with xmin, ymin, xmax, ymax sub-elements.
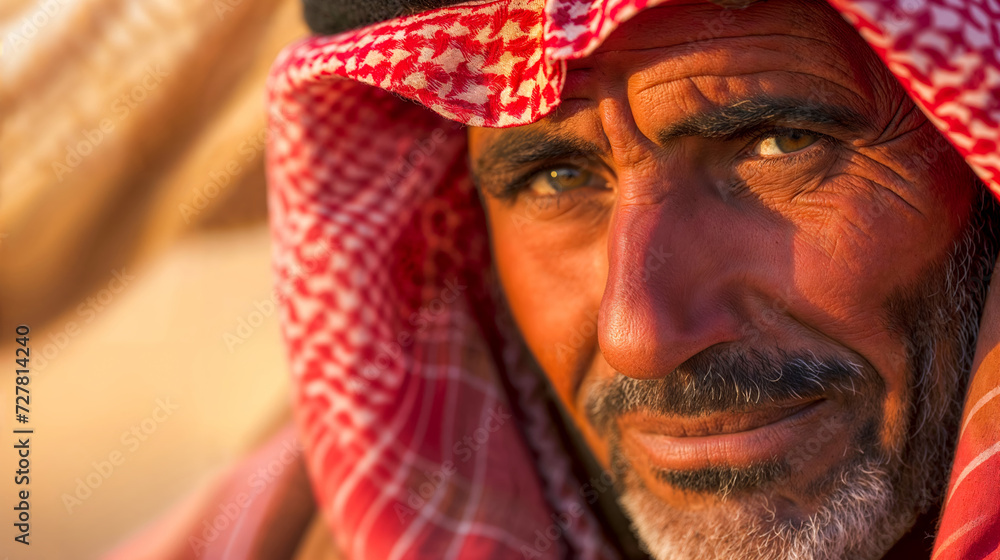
<box><xmin>658</xmin><ymin>97</ymin><xmax>869</xmax><ymax>143</ymax></box>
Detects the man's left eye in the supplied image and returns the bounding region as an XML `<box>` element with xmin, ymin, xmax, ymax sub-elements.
<box><xmin>754</xmin><ymin>130</ymin><xmax>821</xmax><ymax>156</ymax></box>
<box><xmin>526</xmin><ymin>166</ymin><xmax>607</xmax><ymax>196</ymax></box>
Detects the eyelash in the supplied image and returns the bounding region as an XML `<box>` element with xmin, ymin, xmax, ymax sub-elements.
<box><xmin>742</xmin><ymin>127</ymin><xmax>831</xmax><ymax>162</ymax></box>
<box><xmin>493</xmin><ymin>160</ymin><xmax>601</xmax><ymax>202</ymax></box>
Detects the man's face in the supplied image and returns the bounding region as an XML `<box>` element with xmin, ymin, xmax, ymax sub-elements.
<box><xmin>468</xmin><ymin>0</ymin><xmax>996</xmax><ymax>558</ymax></box>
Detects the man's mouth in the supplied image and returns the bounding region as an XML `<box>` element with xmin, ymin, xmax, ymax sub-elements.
<box><xmin>619</xmin><ymin>398</ymin><xmax>831</xmax><ymax>471</ymax></box>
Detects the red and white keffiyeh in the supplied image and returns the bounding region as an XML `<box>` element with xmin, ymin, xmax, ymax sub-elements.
<box><xmin>264</xmin><ymin>1</ymin><xmax>1000</xmax><ymax>558</ymax></box>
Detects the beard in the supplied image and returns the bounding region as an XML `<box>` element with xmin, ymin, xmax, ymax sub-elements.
<box><xmin>585</xmin><ymin>185</ymin><xmax>1000</xmax><ymax>560</ymax></box>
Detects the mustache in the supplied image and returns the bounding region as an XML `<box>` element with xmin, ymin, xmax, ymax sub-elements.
<box><xmin>586</xmin><ymin>348</ymin><xmax>884</xmax><ymax>432</ymax></box>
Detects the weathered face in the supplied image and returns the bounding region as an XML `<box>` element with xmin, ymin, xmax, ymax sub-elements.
<box><xmin>468</xmin><ymin>0</ymin><xmax>996</xmax><ymax>558</ymax></box>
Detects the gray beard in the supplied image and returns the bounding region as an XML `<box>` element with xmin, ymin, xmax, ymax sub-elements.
<box><xmin>589</xmin><ymin>186</ymin><xmax>1000</xmax><ymax>560</ymax></box>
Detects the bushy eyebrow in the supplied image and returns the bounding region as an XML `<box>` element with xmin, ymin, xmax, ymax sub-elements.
<box><xmin>658</xmin><ymin>97</ymin><xmax>868</xmax><ymax>142</ymax></box>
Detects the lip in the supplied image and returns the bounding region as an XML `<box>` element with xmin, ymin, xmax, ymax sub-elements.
<box><xmin>620</xmin><ymin>399</ymin><xmax>830</xmax><ymax>471</ymax></box>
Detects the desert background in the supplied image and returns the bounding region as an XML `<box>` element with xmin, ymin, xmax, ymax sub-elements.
<box><xmin>0</xmin><ymin>0</ymin><xmax>309</xmax><ymax>557</ymax></box>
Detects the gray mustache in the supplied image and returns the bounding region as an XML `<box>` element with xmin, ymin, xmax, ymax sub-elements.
<box><xmin>586</xmin><ymin>348</ymin><xmax>884</xmax><ymax>433</ymax></box>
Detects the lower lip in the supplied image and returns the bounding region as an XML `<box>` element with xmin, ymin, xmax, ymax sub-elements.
<box><xmin>621</xmin><ymin>400</ymin><xmax>830</xmax><ymax>471</ymax></box>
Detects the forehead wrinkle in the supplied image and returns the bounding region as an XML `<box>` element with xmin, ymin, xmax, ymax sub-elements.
<box><xmin>620</xmin><ymin>40</ymin><xmax>867</xmax><ymax>101</ymax></box>
<box><xmin>630</xmin><ymin>68</ymin><xmax>868</xmax><ymax>101</ymax></box>
<box><xmin>568</xmin><ymin>1</ymin><xmax>883</xmax><ymax>110</ymax></box>
<box><xmin>565</xmin><ymin>39</ymin><xmax>875</xmax><ymax>127</ymax></box>
<box><xmin>590</xmin><ymin>0</ymin><xmax>847</xmax><ymax>56</ymax></box>
<box><xmin>630</xmin><ymin>70</ymin><xmax>871</xmax><ymax>119</ymax></box>
<box><xmin>586</xmin><ymin>32</ymin><xmax>847</xmax><ymax>62</ymax></box>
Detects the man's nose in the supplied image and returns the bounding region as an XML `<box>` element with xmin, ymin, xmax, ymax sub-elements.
<box><xmin>598</xmin><ymin>186</ymin><xmax>745</xmax><ymax>380</ymax></box>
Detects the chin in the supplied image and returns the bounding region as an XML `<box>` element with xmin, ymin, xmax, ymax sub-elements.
<box><xmin>617</xmin><ymin>454</ymin><xmax>907</xmax><ymax>560</ymax></box>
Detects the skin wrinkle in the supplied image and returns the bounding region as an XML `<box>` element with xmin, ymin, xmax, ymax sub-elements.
<box><xmin>828</xmin><ymin>148</ymin><xmax>927</xmax><ymax>216</ymax></box>
<box><xmin>583</xmin><ymin>10</ymin><xmax>875</xmax><ymax>96</ymax></box>
<box><xmin>587</xmin><ymin>33</ymin><xmax>850</xmax><ymax>60</ymax></box>
<box><xmin>627</xmin><ymin>70</ymin><xmax>869</xmax><ymax>115</ymax></box>
<box><xmin>858</xmin><ymin>168</ymin><xmax>925</xmax><ymax>217</ymax></box>
<box><xmin>601</xmin><ymin>94</ymin><xmax>660</xmax><ymax>175</ymax></box>
<box><xmin>865</xmin><ymin>97</ymin><xmax>921</xmax><ymax>147</ymax></box>
<box><xmin>465</xmin><ymin>1</ymin><xmax>1000</xmax><ymax>558</ymax></box>
<box><xmin>757</xmin><ymin>173</ymin><xmax>897</xmax><ymax>354</ymax></box>
<box><xmin>629</xmin><ymin>62</ymin><xmax>865</xmax><ymax>106</ymax></box>
<box><xmin>840</xmin><ymin>110</ymin><xmax>947</xmax><ymax>209</ymax></box>
<box><xmin>574</xmin><ymin>30</ymin><xmax>873</xmax><ymax>106</ymax></box>
<box><xmin>791</xmin><ymin>171</ymin><xmax>928</xmax><ymax>275</ymax></box>
<box><xmin>795</xmin><ymin>180</ymin><xmax>893</xmax><ymax>264</ymax></box>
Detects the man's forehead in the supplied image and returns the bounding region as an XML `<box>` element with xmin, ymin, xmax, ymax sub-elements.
<box><xmin>577</xmin><ymin>0</ymin><xmax>864</xmax><ymax>76</ymax></box>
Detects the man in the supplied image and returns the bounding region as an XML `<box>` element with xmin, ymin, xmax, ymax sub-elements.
<box><xmin>170</xmin><ymin>0</ymin><xmax>1000</xmax><ymax>559</ymax></box>
<box><xmin>466</xmin><ymin>0</ymin><xmax>1000</xmax><ymax>556</ymax></box>
<box><xmin>462</xmin><ymin>2</ymin><xmax>1000</xmax><ymax>558</ymax></box>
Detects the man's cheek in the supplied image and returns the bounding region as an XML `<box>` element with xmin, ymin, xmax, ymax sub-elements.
<box><xmin>547</xmin><ymin>310</ymin><xmax>600</xmax><ymax>366</ymax></box>
<box><xmin>783</xmin><ymin>232</ymin><xmax>907</xmax><ymax>376</ymax></box>
<box><xmin>483</xmin><ymin>194</ymin><xmax>604</xmax><ymax>401</ymax></box>
<box><xmin>786</xmin><ymin>186</ymin><xmax>929</xmax><ymax>309</ymax></box>
<box><xmin>514</xmin><ymin>297</ymin><xmax>602</xmax><ymax>402</ymax></box>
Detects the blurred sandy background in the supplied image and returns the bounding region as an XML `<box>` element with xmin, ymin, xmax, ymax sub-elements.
<box><xmin>0</xmin><ymin>0</ymin><xmax>309</xmax><ymax>557</ymax></box>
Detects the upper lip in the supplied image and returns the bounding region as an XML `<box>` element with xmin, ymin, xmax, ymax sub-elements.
<box><xmin>620</xmin><ymin>399</ymin><xmax>824</xmax><ymax>438</ymax></box>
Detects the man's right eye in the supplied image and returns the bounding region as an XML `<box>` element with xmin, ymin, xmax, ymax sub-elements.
<box><xmin>753</xmin><ymin>129</ymin><xmax>822</xmax><ymax>157</ymax></box>
<box><xmin>526</xmin><ymin>166</ymin><xmax>608</xmax><ymax>197</ymax></box>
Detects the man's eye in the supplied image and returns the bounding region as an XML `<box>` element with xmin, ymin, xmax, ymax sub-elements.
<box><xmin>755</xmin><ymin>130</ymin><xmax>821</xmax><ymax>156</ymax></box>
<box><xmin>527</xmin><ymin>166</ymin><xmax>606</xmax><ymax>196</ymax></box>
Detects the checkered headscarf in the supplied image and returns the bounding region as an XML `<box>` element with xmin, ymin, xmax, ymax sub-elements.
<box><xmin>265</xmin><ymin>1</ymin><xmax>1000</xmax><ymax>558</ymax></box>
